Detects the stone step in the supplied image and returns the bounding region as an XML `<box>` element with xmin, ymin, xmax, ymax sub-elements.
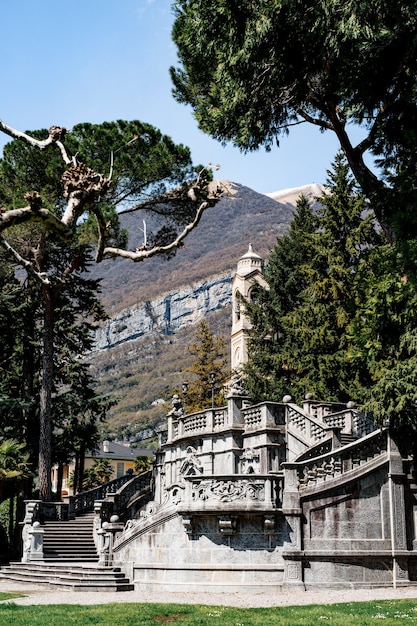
<box><xmin>41</xmin><ymin>513</ymin><xmax>97</xmax><ymax>561</ymax></box>
<box><xmin>0</xmin><ymin>563</ymin><xmax>134</xmax><ymax>591</ymax></box>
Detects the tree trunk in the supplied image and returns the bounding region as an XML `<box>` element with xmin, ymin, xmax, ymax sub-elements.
<box><xmin>77</xmin><ymin>442</ymin><xmax>86</xmax><ymax>493</ymax></box>
<box><xmin>73</xmin><ymin>455</ymin><xmax>80</xmax><ymax>495</ymax></box>
<box><xmin>21</xmin><ymin>297</ymin><xmax>39</xmax><ymax>491</ymax></box>
<box><xmin>56</xmin><ymin>463</ymin><xmax>64</xmax><ymax>501</ymax></box>
<box><xmin>38</xmin><ymin>289</ymin><xmax>54</xmax><ymax>501</ymax></box>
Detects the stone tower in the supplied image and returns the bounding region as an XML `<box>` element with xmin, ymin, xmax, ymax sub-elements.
<box><xmin>230</xmin><ymin>243</ymin><xmax>267</xmax><ymax>371</ymax></box>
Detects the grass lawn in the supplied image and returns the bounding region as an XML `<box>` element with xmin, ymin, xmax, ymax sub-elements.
<box><xmin>0</xmin><ymin>599</ymin><xmax>416</xmax><ymax>625</ymax></box>
<box><xmin>0</xmin><ymin>592</ymin><xmax>24</xmax><ymax>601</ymax></box>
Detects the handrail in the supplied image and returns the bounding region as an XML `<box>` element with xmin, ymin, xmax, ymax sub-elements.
<box><xmin>286</xmin><ymin>403</ymin><xmax>329</xmax><ymax>446</ymax></box>
<box><xmin>284</xmin><ymin>428</ymin><xmax>388</xmax><ymax>491</ymax></box>
<box><xmin>69</xmin><ymin>471</ymin><xmax>138</xmax><ymax>516</ymax></box>
<box><xmin>113</xmin><ymin>470</ymin><xmax>152</xmax><ymax>512</ymax></box>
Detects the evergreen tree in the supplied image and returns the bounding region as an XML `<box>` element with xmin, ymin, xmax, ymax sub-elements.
<box><xmin>243</xmin><ymin>195</ymin><xmax>316</xmax><ymax>402</ymax></box>
<box><xmin>285</xmin><ymin>155</ymin><xmax>381</xmax><ymax>401</ymax></box>
<box><xmin>349</xmin><ymin>244</ymin><xmax>417</xmax><ymax>459</ymax></box>
<box><xmin>184</xmin><ymin>321</ymin><xmax>228</xmax><ymax>412</ymax></box>
<box><xmin>171</xmin><ymin>0</ymin><xmax>417</xmax><ymax>242</ymax></box>
<box><xmin>244</xmin><ymin>155</ymin><xmax>381</xmax><ymax>404</ymax></box>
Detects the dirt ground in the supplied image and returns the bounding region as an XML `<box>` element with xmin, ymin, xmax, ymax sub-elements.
<box><xmin>1</xmin><ymin>580</ymin><xmax>417</xmax><ymax>607</ymax></box>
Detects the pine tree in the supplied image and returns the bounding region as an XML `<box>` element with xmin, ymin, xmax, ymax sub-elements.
<box><xmin>184</xmin><ymin>321</ymin><xmax>228</xmax><ymax>412</ymax></box>
<box><xmin>285</xmin><ymin>154</ymin><xmax>381</xmax><ymax>401</ymax></box>
<box><xmin>0</xmin><ymin>119</ymin><xmax>220</xmax><ymax>501</ymax></box>
<box><xmin>349</xmin><ymin>244</ymin><xmax>417</xmax><ymax>460</ymax></box>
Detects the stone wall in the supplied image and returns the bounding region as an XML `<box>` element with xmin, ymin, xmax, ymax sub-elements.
<box><xmin>115</xmin><ymin>511</ymin><xmax>288</xmax><ymax>592</ymax></box>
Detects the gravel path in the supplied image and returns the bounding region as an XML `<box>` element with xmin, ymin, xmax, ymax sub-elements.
<box><xmin>1</xmin><ymin>581</ymin><xmax>417</xmax><ymax>608</ymax></box>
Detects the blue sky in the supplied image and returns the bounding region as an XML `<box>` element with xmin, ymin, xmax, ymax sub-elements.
<box><xmin>0</xmin><ymin>0</ymin><xmax>356</xmax><ymax>194</ymax></box>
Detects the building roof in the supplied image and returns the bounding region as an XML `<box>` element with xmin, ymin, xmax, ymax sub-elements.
<box><xmin>236</xmin><ymin>243</ymin><xmax>264</xmax><ymax>277</ymax></box>
<box><xmin>239</xmin><ymin>242</ymin><xmax>263</xmax><ymax>262</ymax></box>
<box><xmin>86</xmin><ymin>440</ymin><xmax>154</xmax><ymax>461</ymax></box>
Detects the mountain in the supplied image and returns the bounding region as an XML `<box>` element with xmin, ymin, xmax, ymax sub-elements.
<box><xmin>88</xmin><ymin>183</ymin><xmax>321</xmax><ymax>442</ymax></box>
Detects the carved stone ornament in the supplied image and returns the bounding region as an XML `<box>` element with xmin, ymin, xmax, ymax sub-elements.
<box><xmin>227</xmin><ymin>373</ymin><xmax>248</xmax><ymax>397</ymax></box>
<box><xmin>192</xmin><ymin>479</ymin><xmax>265</xmax><ymax>503</ymax></box>
<box><xmin>180</xmin><ymin>446</ymin><xmax>203</xmax><ymax>476</ymax></box>
<box><xmin>167</xmin><ymin>394</ymin><xmax>184</xmax><ymax>418</ymax></box>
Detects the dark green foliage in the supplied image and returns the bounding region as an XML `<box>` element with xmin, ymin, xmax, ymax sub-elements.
<box><xmin>0</xmin><ymin>118</ymin><xmax>201</xmax><ymax>501</ymax></box>
<box><xmin>243</xmin><ymin>195</ymin><xmax>316</xmax><ymax>402</ymax></box>
<box><xmin>244</xmin><ymin>155</ymin><xmax>381</xmax><ymax>403</ymax></box>
<box><xmin>348</xmin><ymin>245</ymin><xmax>417</xmax><ymax>454</ymax></box>
<box><xmin>285</xmin><ymin>155</ymin><xmax>381</xmax><ymax>401</ymax></box>
<box><xmin>171</xmin><ymin>0</ymin><xmax>417</xmax><ymax>241</ymax></box>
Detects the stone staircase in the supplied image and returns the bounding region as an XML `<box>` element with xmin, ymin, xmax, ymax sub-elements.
<box><xmin>0</xmin><ymin>562</ymin><xmax>134</xmax><ymax>591</ymax></box>
<box><xmin>42</xmin><ymin>512</ymin><xmax>97</xmax><ymax>561</ymax></box>
<box><xmin>0</xmin><ymin>511</ymin><xmax>134</xmax><ymax>591</ymax></box>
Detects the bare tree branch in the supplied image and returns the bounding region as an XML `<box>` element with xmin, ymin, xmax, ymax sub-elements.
<box><xmin>0</xmin><ymin>204</ymin><xmax>72</xmax><ymax>241</ymax></box>
<box><xmin>102</xmin><ymin>179</ymin><xmax>236</xmax><ymax>261</ymax></box>
<box><xmin>0</xmin><ymin>121</ymin><xmax>72</xmax><ymax>164</ymax></box>
<box><xmin>0</xmin><ymin>118</ymin><xmax>231</xmax><ymax>265</ymax></box>
<box><xmin>296</xmin><ymin>108</ymin><xmax>334</xmax><ymax>131</ymax></box>
<box><xmin>0</xmin><ymin>235</ymin><xmax>50</xmax><ymax>285</ymax></box>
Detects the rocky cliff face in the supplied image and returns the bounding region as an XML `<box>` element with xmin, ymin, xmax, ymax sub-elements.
<box><xmin>93</xmin><ymin>272</ymin><xmax>233</xmax><ymax>351</ymax></box>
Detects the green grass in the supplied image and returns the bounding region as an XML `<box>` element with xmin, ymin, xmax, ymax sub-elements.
<box><xmin>0</xmin><ymin>599</ymin><xmax>417</xmax><ymax>625</ymax></box>
<box><xmin>0</xmin><ymin>592</ymin><xmax>24</xmax><ymax>601</ymax></box>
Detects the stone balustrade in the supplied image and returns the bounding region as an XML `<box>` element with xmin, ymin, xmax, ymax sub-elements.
<box><xmin>242</xmin><ymin>402</ymin><xmax>285</xmax><ymax>430</ymax></box>
<box><xmin>176</xmin><ymin>473</ymin><xmax>284</xmax><ymax>512</ymax></box>
<box><xmin>167</xmin><ymin>401</ymin><xmax>285</xmax><ymax>443</ymax></box>
<box><xmin>168</xmin><ymin>407</ymin><xmax>228</xmax><ymax>441</ymax></box>
<box><xmin>284</xmin><ymin>428</ymin><xmax>388</xmax><ymax>492</ymax></box>
<box><xmin>287</xmin><ymin>403</ymin><xmax>330</xmax><ymax>444</ymax></box>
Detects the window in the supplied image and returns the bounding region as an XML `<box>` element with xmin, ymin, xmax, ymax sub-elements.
<box><xmin>116</xmin><ymin>462</ymin><xmax>124</xmax><ymax>478</ymax></box>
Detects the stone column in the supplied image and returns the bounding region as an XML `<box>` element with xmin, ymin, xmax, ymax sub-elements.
<box><xmin>281</xmin><ymin>464</ymin><xmax>305</xmax><ymax>588</ymax></box>
<box><xmin>387</xmin><ymin>435</ymin><xmax>410</xmax><ymax>587</ymax></box>
<box><xmin>226</xmin><ymin>393</ymin><xmax>250</xmax><ymax>427</ymax></box>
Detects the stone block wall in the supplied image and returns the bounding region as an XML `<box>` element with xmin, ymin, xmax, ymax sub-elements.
<box><xmin>115</xmin><ymin>512</ymin><xmax>288</xmax><ymax>592</ymax></box>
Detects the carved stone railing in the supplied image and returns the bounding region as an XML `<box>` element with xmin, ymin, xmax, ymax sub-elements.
<box><xmin>168</xmin><ymin>402</ymin><xmax>286</xmax><ymax>442</ymax></box>
<box><xmin>284</xmin><ymin>428</ymin><xmax>388</xmax><ymax>492</ymax></box>
<box><xmin>177</xmin><ymin>473</ymin><xmax>284</xmax><ymax>512</ymax></box>
<box><xmin>351</xmin><ymin>410</ymin><xmax>376</xmax><ymax>437</ymax></box>
<box><xmin>286</xmin><ymin>403</ymin><xmax>330</xmax><ymax>445</ymax></box>
<box><xmin>242</xmin><ymin>402</ymin><xmax>286</xmax><ymax>430</ymax></box>
<box><xmin>96</xmin><ymin>470</ymin><xmax>152</xmax><ymax>519</ymax></box>
<box><xmin>323</xmin><ymin>408</ymin><xmax>375</xmax><ymax>438</ymax></box>
<box><xmin>286</xmin><ymin>402</ymin><xmax>374</xmax><ymax>449</ymax></box>
<box><xmin>172</xmin><ymin>407</ymin><xmax>228</xmax><ymax>440</ymax></box>
<box><xmin>21</xmin><ymin>471</ymin><xmax>153</xmax><ymax>563</ymax></box>
<box><xmin>68</xmin><ymin>470</ymin><xmax>138</xmax><ymax>517</ymax></box>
